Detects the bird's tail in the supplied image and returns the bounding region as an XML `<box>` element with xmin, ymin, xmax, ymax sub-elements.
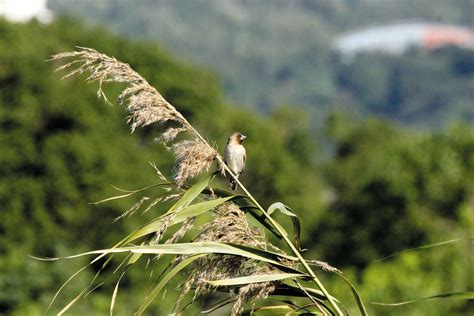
<box><xmin>229</xmin><ymin>178</ymin><xmax>237</xmax><ymax>191</ymax></box>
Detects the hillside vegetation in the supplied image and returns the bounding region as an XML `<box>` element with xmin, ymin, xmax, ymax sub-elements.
<box><xmin>49</xmin><ymin>0</ymin><xmax>474</xmax><ymax>128</ymax></box>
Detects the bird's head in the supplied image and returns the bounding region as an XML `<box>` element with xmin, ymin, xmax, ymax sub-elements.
<box><xmin>228</xmin><ymin>132</ymin><xmax>247</xmax><ymax>144</ymax></box>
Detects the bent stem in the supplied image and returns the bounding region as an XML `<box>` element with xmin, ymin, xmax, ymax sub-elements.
<box><xmin>186</xmin><ymin>124</ymin><xmax>344</xmax><ymax>315</ymax></box>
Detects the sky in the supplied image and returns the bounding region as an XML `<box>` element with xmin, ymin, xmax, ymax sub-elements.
<box><xmin>0</xmin><ymin>0</ymin><xmax>52</xmax><ymax>23</ymax></box>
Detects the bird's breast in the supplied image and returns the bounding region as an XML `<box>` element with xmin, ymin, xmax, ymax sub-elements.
<box><xmin>225</xmin><ymin>144</ymin><xmax>245</xmax><ymax>174</ymax></box>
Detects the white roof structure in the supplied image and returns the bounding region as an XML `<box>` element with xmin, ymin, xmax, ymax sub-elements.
<box><xmin>0</xmin><ymin>0</ymin><xmax>53</xmax><ymax>23</ymax></box>
<box><xmin>333</xmin><ymin>22</ymin><xmax>474</xmax><ymax>58</ymax></box>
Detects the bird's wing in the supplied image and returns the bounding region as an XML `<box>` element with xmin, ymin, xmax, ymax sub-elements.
<box><xmin>224</xmin><ymin>144</ymin><xmax>230</xmax><ymax>164</ymax></box>
<box><xmin>242</xmin><ymin>146</ymin><xmax>246</xmax><ymax>172</ymax></box>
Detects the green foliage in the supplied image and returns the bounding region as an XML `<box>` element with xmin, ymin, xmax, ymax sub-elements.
<box><xmin>336</xmin><ymin>48</ymin><xmax>474</xmax><ymax>127</ymax></box>
<box><xmin>316</xmin><ymin>115</ymin><xmax>474</xmax><ymax>267</ymax></box>
<box><xmin>311</xmin><ymin>115</ymin><xmax>474</xmax><ymax>315</ymax></box>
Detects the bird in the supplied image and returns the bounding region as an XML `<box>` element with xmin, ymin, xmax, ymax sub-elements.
<box><xmin>224</xmin><ymin>132</ymin><xmax>247</xmax><ymax>190</ymax></box>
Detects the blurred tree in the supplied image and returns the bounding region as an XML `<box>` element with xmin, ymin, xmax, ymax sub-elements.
<box><xmin>334</xmin><ymin>48</ymin><xmax>474</xmax><ymax>127</ymax></box>
<box><xmin>309</xmin><ymin>114</ymin><xmax>473</xmax><ymax>315</ymax></box>
<box><xmin>314</xmin><ymin>114</ymin><xmax>473</xmax><ymax>269</ymax></box>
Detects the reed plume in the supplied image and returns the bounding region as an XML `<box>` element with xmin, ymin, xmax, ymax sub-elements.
<box><xmin>178</xmin><ymin>203</ymin><xmax>280</xmax><ymax>315</ymax></box>
<box><xmin>52</xmin><ymin>47</ymin><xmax>219</xmax><ymax>188</ymax></box>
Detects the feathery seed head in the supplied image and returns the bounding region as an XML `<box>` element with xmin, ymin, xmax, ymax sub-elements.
<box><xmin>176</xmin><ymin>203</ymin><xmax>281</xmax><ymax>313</ymax></box>
<box><xmin>155</xmin><ymin>127</ymin><xmax>188</xmax><ymax>145</ymax></box>
<box><xmin>172</xmin><ymin>140</ymin><xmax>217</xmax><ymax>187</ymax></box>
<box><xmin>52</xmin><ymin>48</ymin><xmax>221</xmax><ymax>187</ymax></box>
<box><xmin>51</xmin><ymin>47</ymin><xmax>187</xmax><ymax>133</ymax></box>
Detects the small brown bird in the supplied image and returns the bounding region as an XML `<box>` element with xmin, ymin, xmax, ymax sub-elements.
<box><xmin>224</xmin><ymin>132</ymin><xmax>247</xmax><ymax>190</ymax></box>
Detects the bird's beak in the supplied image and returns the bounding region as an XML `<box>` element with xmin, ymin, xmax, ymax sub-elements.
<box><xmin>240</xmin><ymin>134</ymin><xmax>247</xmax><ymax>141</ymax></box>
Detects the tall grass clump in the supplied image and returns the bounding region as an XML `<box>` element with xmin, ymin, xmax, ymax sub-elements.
<box><xmin>46</xmin><ymin>47</ymin><xmax>366</xmax><ymax>315</ymax></box>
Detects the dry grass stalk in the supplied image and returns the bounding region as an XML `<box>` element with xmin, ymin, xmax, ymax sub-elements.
<box><xmin>152</xmin><ymin>217</ymin><xmax>196</xmax><ymax>262</ymax></box>
<box><xmin>176</xmin><ymin>203</ymin><xmax>282</xmax><ymax>314</ymax></box>
<box><xmin>231</xmin><ymin>282</ymin><xmax>277</xmax><ymax>315</ymax></box>
<box><xmin>113</xmin><ymin>196</ymin><xmax>149</xmax><ymax>222</ymax></box>
<box><xmin>196</xmin><ymin>203</ymin><xmax>267</xmax><ymax>247</ymax></box>
<box><xmin>149</xmin><ymin>161</ymin><xmax>169</xmax><ymax>183</ymax></box>
<box><xmin>155</xmin><ymin>127</ymin><xmax>188</xmax><ymax>145</ymax></box>
<box><xmin>307</xmin><ymin>259</ymin><xmax>340</xmax><ymax>273</ymax></box>
<box><xmin>152</xmin><ymin>212</ymin><xmax>178</xmax><ymax>244</ymax></box>
<box><xmin>231</xmin><ymin>266</ymin><xmax>279</xmax><ymax>316</ymax></box>
<box><xmin>172</xmin><ymin>140</ymin><xmax>218</xmax><ymax>187</ymax></box>
<box><xmin>140</xmin><ymin>195</ymin><xmax>165</xmax><ymax>215</ymax></box>
<box><xmin>165</xmin><ymin>216</ymin><xmax>195</xmax><ymax>245</ymax></box>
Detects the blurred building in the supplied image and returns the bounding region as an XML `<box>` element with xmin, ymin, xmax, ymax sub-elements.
<box><xmin>334</xmin><ymin>22</ymin><xmax>474</xmax><ymax>59</ymax></box>
<box><xmin>0</xmin><ymin>0</ymin><xmax>53</xmax><ymax>23</ymax></box>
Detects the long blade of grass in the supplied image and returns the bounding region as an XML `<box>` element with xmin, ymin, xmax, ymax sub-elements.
<box><xmin>268</xmin><ymin>202</ymin><xmax>301</xmax><ymax>250</ymax></box>
<box><xmin>212</xmin><ymin>285</ymin><xmax>335</xmax><ymax>313</ymax></box>
<box><xmin>293</xmin><ymin>279</ymin><xmax>330</xmax><ymax>315</ymax></box>
<box><xmin>272</xmin><ymin>283</ymin><xmax>338</xmax><ymax>303</ymax></box>
<box><xmin>45</xmin><ymin>264</ymin><xmax>89</xmax><ymax>314</ymax></box>
<box><xmin>374</xmin><ymin>238</ymin><xmax>474</xmax><ymax>262</ymax></box>
<box><xmin>170</xmin><ymin>174</ymin><xmax>214</xmax><ymax>212</ymax></box>
<box><xmin>84</xmin><ymin>176</ymin><xmax>219</xmax><ymax>273</ymax></box>
<box><xmin>372</xmin><ymin>291</ymin><xmax>474</xmax><ymax>306</ymax></box>
<box><xmin>173</xmin><ymin>196</ymin><xmax>234</xmax><ymax>223</ymax></box>
<box><xmin>135</xmin><ymin>254</ymin><xmax>206</xmax><ymax>315</ymax></box>
<box><xmin>242</xmin><ymin>206</ymin><xmax>283</xmax><ymax>238</ymax></box>
<box><xmin>113</xmin><ymin>175</ymin><xmax>217</xmax><ymax>247</ymax></box>
<box><xmin>335</xmin><ymin>272</ymin><xmax>367</xmax><ymax>316</ymax></box>
<box><xmin>204</xmin><ymin>273</ymin><xmax>306</xmax><ymax>286</ymax></box>
<box><xmin>91</xmin><ymin>183</ymin><xmax>167</xmax><ymax>204</ymax></box>
<box><xmin>60</xmin><ymin>242</ymin><xmax>303</xmax><ymax>272</ymax></box>
<box><xmin>56</xmin><ymin>263</ymin><xmax>107</xmax><ymax>315</ymax></box>
<box><xmin>200</xmin><ymin>297</ymin><xmax>237</xmax><ymax>313</ymax></box>
<box><xmin>116</xmin><ymin>196</ymin><xmax>233</xmax><ymax>248</ymax></box>
<box><xmin>242</xmin><ymin>305</ymin><xmax>297</xmax><ymax>315</ymax></box>
<box><xmin>39</xmin><ymin>195</ymin><xmax>234</xmax><ymax>277</ymax></box>
<box><xmin>110</xmin><ymin>270</ymin><xmax>126</xmax><ymax>316</ymax></box>
<box><xmin>57</xmin><ymin>287</ymin><xmax>89</xmax><ymax>316</ymax></box>
<box><xmin>113</xmin><ymin>195</ymin><xmax>232</xmax><ymax>266</ymax></box>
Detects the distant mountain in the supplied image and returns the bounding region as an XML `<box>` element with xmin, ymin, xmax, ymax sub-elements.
<box><xmin>48</xmin><ymin>0</ymin><xmax>474</xmax><ymax>128</ymax></box>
